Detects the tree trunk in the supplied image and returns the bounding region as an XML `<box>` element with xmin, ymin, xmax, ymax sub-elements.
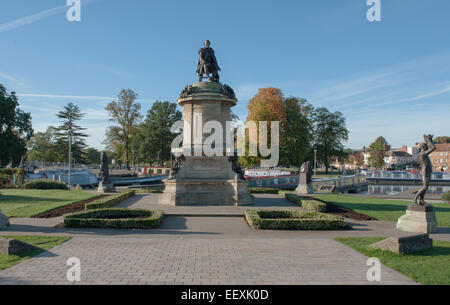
<box><xmin>125</xmin><ymin>132</ymin><xmax>130</xmax><ymax>170</ymax></box>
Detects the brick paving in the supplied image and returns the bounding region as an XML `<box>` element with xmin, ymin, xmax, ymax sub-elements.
<box><xmin>0</xmin><ymin>237</ymin><xmax>415</xmax><ymax>285</ymax></box>
<box><xmin>1</xmin><ymin>193</ymin><xmax>443</xmax><ymax>285</ymax></box>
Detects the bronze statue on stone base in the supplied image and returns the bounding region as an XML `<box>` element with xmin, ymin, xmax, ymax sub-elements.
<box><xmin>414</xmin><ymin>134</ymin><xmax>436</xmax><ymax>205</ymax></box>
<box><xmin>98</xmin><ymin>152</ymin><xmax>115</xmax><ymax>193</ymax></box>
<box><xmin>196</xmin><ymin>40</ymin><xmax>221</xmax><ymax>82</ymax></box>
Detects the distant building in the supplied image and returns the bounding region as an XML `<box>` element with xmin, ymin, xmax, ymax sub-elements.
<box><xmin>141</xmin><ymin>167</ymin><xmax>170</xmax><ymax>176</ymax></box>
<box><xmin>384</xmin><ymin>150</ymin><xmax>413</xmax><ymax>168</ymax></box>
<box><xmin>398</xmin><ymin>145</ymin><xmax>420</xmax><ymax>162</ymax></box>
<box><xmin>430</xmin><ymin>143</ymin><xmax>450</xmax><ymax>172</ymax></box>
<box><xmin>245</xmin><ymin>169</ymin><xmax>292</xmax><ymax>177</ymax></box>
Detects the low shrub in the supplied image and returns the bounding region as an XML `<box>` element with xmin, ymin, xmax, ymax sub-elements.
<box><xmin>85</xmin><ymin>190</ymin><xmax>135</xmax><ymax>210</ymax></box>
<box><xmin>301</xmin><ymin>200</ymin><xmax>327</xmax><ymax>213</ymax></box>
<box><xmin>21</xmin><ymin>179</ymin><xmax>68</xmax><ymax>190</ymax></box>
<box><xmin>63</xmin><ymin>208</ymin><xmax>164</xmax><ymax>229</ymax></box>
<box><xmin>249</xmin><ymin>188</ymin><xmax>279</xmax><ymax>194</ymax></box>
<box><xmin>281</xmin><ymin>192</ymin><xmax>327</xmax><ymax>212</ymax></box>
<box><xmin>245</xmin><ymin>210</ymin><xmax>348</xmax><ymax>230</ymax></box>
<box><xmin>0</xmin><ymin>174</ymin><xmax>11</xmax><ymax>188</ymax></box>
<box><xmin>0</xmin><ymin>168</ymin><xmax>16</xmax><ymax>176</ymax></box>
<box><xmin>135</xmin><ymin>188</ymin><xmax>163</xmax><ymax>194</ymax></box>
<box><xmin>285</xmin><ymin>193</ymin><xmax>302</xmax><ymax>205</ymax></box>
<box><xmin>442</xmin><ymin>191</ymin><xmax>450</xmax><ymax>203</ymax></box>
<box><xmin>278</xmin><ymin>190</ymin><xmax>293</xmax><ymax>198</ymax></box>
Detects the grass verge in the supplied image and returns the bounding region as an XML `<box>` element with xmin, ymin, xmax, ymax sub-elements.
<box><xmin>0</xmin><ymin>235</ymin><xmax>71</xmax><ymax>271</ymax></box>
<box><xmin>336</xmin><ymin>237</ymin><xmax>450</xmax><ymax>285</ymax></box>
<box><xmin>314</xmin><ymin>194</ymin><xmax>450</xmax><ymax>227</ymax></box>
<box><xmin>0</xmin><ymin>190</ymin><xmax>98</xmax><ymax>218</ymax></box>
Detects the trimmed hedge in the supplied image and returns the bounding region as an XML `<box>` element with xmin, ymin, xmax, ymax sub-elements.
<box><xmin>0</xmin><ymin>174</ymin><xmax>11</xmax><ymax>187</ymax></box>
<box><xmin>85</xmin><ymin>190</ymin><xmax>135</xmax><ymax>210</ymax></box>
<box><xmin>443</xmin><ymin>191</ymin><xmax>450</xmax><ymax>203</ymax></box>
<box><xmin>249</xmin><ymin>187</ymin><xmax>279</xmax><ymax>194</ymax></box>
<box><xmin>301</xmin><ymin>200</ymin><xmax>327</xmax><ymax>213</ymax></box>
<box><xmin>22</xmin><ymin>179</ymin><xmax>68</xmax><ymax>190</ymax></box>
<box><xmin>281</xmin><ymin>192</ymin><xmax>327</xmax><ymax>213</ymax></box>
<box><xmin>135</xmin><ymin>188</ymin><xmax>163</xmax><ymax>194</ymax></box>
<box><xmin>63</xmin><ymin>208</ymin><xmax>164</xmax><ymax>229</ymax></box>
<box><xmin>245</xmin><ymin>210</ymin><xmax>348</xmax><ymax>230</ymax></box>
<box><xmin>278</xmin><ymin>190</ymin><xmax>296</xmax><ymax>198</ymax></box>
<box><xmin>285</xmin><ymin>193</ymin><xmax>302</xmax><ymax>205</ymax></box>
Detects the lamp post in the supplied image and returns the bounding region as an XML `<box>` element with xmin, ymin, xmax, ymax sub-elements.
<box><xmin>68</xmin><ymin>128</ymin><xmax>73</xmax><ymax>188</ymax></box>
<box><xmin>314</xmin><ymin>149</ymin><xmax>317</xmax><ymax>176</ymax></box>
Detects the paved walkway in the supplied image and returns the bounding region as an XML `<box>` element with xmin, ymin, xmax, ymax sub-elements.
<box><xmin>0</xmin><ymin>237</ymin><xmax>414</xmax><ymax>285</ymax></box>
<box><xmin>1</xmin><ymin>193</ymin><xmax>448</xmax><ymax>285</ymax></box>
<box><xmin>116</xmin><ymin>193</ymin><xmax>302</xmax><ymax>216</ymax></box>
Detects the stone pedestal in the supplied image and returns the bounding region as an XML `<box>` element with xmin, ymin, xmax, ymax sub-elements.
<box><xmin>396</xmin><ymin>205</ymin><xmax>438</xmax><ymax>234</ymax></box>
<box><xmin>160</xmin><ymin>82</ymin><xmax>252</xmax><ymax>206</ymax></box>
<box><xmin>0</xmin><ymin>238</ymin><xmax>39</xmax><ymax>255</ymax></box>
<box><xmin>98</xmin><ymin>181</ymin><xmax>116</xmax><ymax>193</ymax></box>
<box><xmin>295</xmin><ymin>183</ymin><xmax>313</xmax><ymax>195</ymax></box>
<box><xmin>0</xmin><ymin>210</ymin><xmax>9</xmax><ymax>229</ymax></box>
<box><xmin>370</xmin><ymin>234</ymin><xmax>433</xmax><ymax>254</ymax></box>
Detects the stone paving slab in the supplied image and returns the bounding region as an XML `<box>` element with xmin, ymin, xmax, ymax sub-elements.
<box><xmin>115</xmin><ymin>193</ymin><xmax>301</xmax><ymax>215</ymax></box>
<box><xmin>3</xmin><ymin>216</ymin><xmax>450</xmax><ymax>242</ymax></box>
<box><xmin>0</xmin><ymin>237</ymin><xmax>415</xmax><ymax>285</ymax></box>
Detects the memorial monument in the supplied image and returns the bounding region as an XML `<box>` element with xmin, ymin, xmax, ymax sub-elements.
<box><xmin>295</xmin><ymin>161</ymin><xmax>314</xmax><ymax>194</ymax></box>
<box><xmin>0</xmin><ymin>209</ymin><xmax>9</xmax><ymax>229</ymax></box>
<box><xmin>97</xmin><ymin>152</ymin><xmax>116</xmax><ymax>193</ymax></box>
<box><xmin>159</xmin><ymin>41</ymin><xmax>252</xmax><ymax>206</ymax></box>
<box><xmin>397</xmin><ymin>134</ymin><xmax>438</xmax><ymax>233</ymax></box>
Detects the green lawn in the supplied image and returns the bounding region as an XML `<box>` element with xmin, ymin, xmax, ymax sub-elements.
<box><xmin>0</xmin><ymin>189</ymin><xmax>97</xmax><ymax>218</ymax></box>
<box><xmin>336</xmin><ymin>237</ymin><xmax>450</xmax><ymax>285</ymax></box>
<box><xmin>0</xmin><ymin>235</ymin><xmax>71</xmax><ymax>271</ymax></box>
<box><xmin>313</xmin><ymin>194</ymin><xmax>450</xmax><ymax>227</ymax></box>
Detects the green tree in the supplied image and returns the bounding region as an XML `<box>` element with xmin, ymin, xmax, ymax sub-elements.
<box><xmin>0</xmin><ymin>84</ymin><xmax>33</xmax><ymax>166</ymax></box>
<box><xmin>105</xmin><ymin>89</ymin><xmax>142</xmax><ymax>170</ymax></box>
<box><xmin>103</xmin><ymin>126</ymin><xmax>127</xmax><ymax>166</ymax></box>
<box><xmin>434</xmin><ymin>136</ymin><xmax>450</xmax><ymax>144</ymax></box>
<box><xmin>312</xmin><ymin>107</ymin><xmax>349</xmax><ymax>174</ymax></box>
<box><xmin>280</xmin><ymin>97</ymin><xmax>313</xmax><ymax>167</ymax></box>
<box><xmin>133</xmin><ymin>101</ymin><xmax>182</xmax><ymax>166</ymax></box>
<box><xmin>85</xmin><ymin>147</ymin><xmax>101</xmax><ymax>165</ymax></box>
<box><xmin>27</xmin><ymin>126</ymin><xmax>59</xmax><ymax>162</ymax></box>
<box><xmin>54</xmin><ymin>103</ymin><xmax>88</xmax><ymax>163</ymax></box>
<box><xmin>369</xmin><ymin>136</ymin><xmax>387</xmax><ymax>169</ymax></box>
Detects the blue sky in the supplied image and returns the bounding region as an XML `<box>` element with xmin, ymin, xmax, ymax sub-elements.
<box><xmin>1</xmin><ymin>0</ymin><xmax>449</xmax><ymax>150</ymax></box>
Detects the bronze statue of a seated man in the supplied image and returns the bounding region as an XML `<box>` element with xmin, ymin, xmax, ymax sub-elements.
<box><xmin>196</xmin><ymin>40</ymin><xmax>221</xmax><ymax>82</ymax></box>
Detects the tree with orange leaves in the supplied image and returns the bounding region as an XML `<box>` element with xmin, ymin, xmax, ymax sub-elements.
<box><xmin>239</xmin><ymin>88</ymin><xmax>286</xmax><ymax>167</ymax></box>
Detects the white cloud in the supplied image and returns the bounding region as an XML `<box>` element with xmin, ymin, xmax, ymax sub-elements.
<box><xmin>17</xmin><ymin>93</ymin><xmax>114</xmax><ymax>100</ymax></box>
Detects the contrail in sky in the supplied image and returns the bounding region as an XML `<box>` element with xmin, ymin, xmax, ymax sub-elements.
<box><xmin>0</xmin><ymin>0</ymin><xmax>98</xmax><ymax>33</ymax></box>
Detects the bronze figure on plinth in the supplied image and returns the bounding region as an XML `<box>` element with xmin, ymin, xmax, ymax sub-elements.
<box><xmin>414</xmin><ymin>134</ymin><xmax>436</xmax><ymax>205</ymax></box>
<box><xmin>196</xmin><ymin>40</ymin><xmax>221</xmax><ymax>82</ymax></box>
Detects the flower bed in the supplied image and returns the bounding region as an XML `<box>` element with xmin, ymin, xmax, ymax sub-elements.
<box><xmin>245</xmin><ymin>210</ymin><xmax>348</xmax><ymax>230</ymax></box>
<box><xmin>63</xmin><ymin>208</ymin><xmax>164</xmax><ymax>229</ymax></box>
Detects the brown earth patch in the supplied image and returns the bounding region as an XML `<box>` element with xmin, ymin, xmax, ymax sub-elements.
<box><xmin>302</xmin><ymin>196</ymin><xmax>375</xmax><ymax>221</ymax></box>
<box><xmin>33</xmin><ymin>195</ymin><xmax>110</xmax><ymax>218</ymax></box>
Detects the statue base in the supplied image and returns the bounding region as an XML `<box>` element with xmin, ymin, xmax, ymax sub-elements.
<box><xmin>160</xmin><ymin>156</ymin><xmax>253</xmax><ymax>206</ymax></box>
<box><xmin>98</xmin><ymin>182</ymin><xmax>116</xmax><ymax>194</ymax></box>
<box><xmin>0</xmin><ymin>210</ymin><xmax>9</xmax><ymax>229</ymax></box>
<box><xmin>295</xmin><ymin>183</ymin><xmax>314</xmax><ymax>195</ymax></box>
<box><xmin>396</xmin><ymin>205</ymin><xmax>438</xmax><ymax>234</ymax></box>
